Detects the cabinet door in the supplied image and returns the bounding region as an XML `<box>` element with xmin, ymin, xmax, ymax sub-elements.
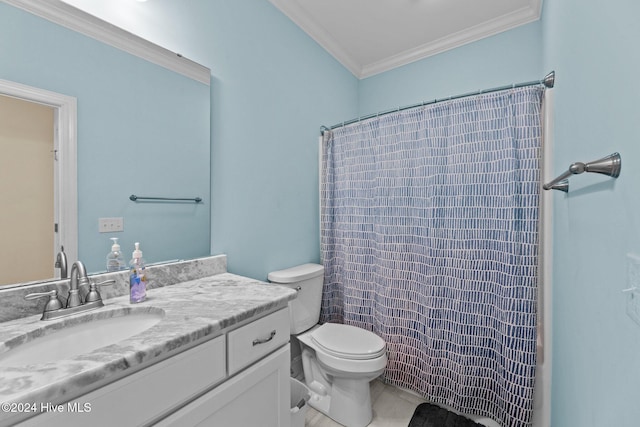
<box><xmin>156</xmin><ymin>345</ymin><xmax>291</xmax><ymax>427</ymax></box>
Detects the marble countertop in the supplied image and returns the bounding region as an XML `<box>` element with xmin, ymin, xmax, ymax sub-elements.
<box><xmin>0</xmin><ymin>272</ymin><xmax>296</xmax><ymax>424</ymax></box>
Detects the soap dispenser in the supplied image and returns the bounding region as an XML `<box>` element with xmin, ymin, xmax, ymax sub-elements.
<box><xmin>106</xmin><ymin>237</ymin><xmax>125</xmax><ymax>272</ymax></box>
<box><xmin>129</xmin><ymin>242</ymin><xmax>147</xmax><ymax>303</ymax></box>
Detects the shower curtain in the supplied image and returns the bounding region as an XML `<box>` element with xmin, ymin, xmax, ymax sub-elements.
<box><xmin>320</xmin><ymin>86</ymin><xmax>544</xmax><ymax>427</ymax></box>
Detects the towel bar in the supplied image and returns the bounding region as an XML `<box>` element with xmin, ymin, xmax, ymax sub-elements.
<box><xmin>129</xmin><ymin>195</ymin><xmax>202</xmax><ymax>203</ymax></box>
<box><xmin>543</xmin><ymin>152</ymin><xmax>621</xmax><ymax>193</ymax></box>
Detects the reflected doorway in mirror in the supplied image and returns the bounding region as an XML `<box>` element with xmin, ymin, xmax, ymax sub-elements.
<box><xmin>0</xmin><ymin>79</ymin><xmax>78</xmax><ymax>286</ymax></box>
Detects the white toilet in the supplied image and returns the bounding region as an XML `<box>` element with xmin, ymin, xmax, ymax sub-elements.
<box><xmin>268</xmin><ymin>263</ymin><xmax>387</xmax><ymax>427</ymax></box>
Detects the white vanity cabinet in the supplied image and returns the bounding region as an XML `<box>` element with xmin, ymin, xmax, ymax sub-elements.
<box><xmin>157</xmin><ymin>344</ymin><xmax>290</xmax><ymax>427</ymax></box>
<box><xmin>19</xmin><ymin>308</ymin><xmax>291</xmax><ymax>427</ymax></box>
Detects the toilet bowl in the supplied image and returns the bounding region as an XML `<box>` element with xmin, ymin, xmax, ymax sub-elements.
<box><xmin>268</xmin><ymin>264</ymin><xmax>388</xmax><ymax>427</ymax></box>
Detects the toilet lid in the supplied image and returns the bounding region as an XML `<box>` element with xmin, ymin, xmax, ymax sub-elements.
<box><xmin>311</xmin><ymin>323</ymin><xmax>386</xmax><ymax>360</ymax></box>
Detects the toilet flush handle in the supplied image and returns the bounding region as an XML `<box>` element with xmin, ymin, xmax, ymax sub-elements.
<box><xmin>295</xmin><ymin>286</ymin><xmax>302</xmax><ymax>291</ymax></box>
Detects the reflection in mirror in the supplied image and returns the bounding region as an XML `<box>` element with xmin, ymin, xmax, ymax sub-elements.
<box><xmin>0</xmin><ymin>96</ymin><xmax>54</xmax><ymax>285</ymax></box>
<box><xmin>0</xmin><ymin>81</ymin><xmax>78</xmax><ymax>287</ymax></box>
<box><xmin>0</xmin><ymin>1</ymin><xmax>211</xmax><ymax>288</ymax></box>
<box><xmin>0</xmin><ymin>95</ymin><xmax>55</xmax><ymax>285</ymax></box>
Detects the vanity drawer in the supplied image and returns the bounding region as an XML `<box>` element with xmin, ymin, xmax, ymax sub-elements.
<box><xmin>227</xmin><ymin>308</ymin><xmax>289</xmax><ymax>375</ymax></box>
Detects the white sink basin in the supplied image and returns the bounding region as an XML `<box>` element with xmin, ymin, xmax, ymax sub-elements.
<box><xmin>0</xmin><ymin>310</ymin><xmax>165</xmax><ymax>367</ymax></box>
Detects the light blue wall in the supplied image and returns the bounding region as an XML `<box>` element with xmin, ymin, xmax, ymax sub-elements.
<box><xmin>0</xmin><ymin>3</ymin><xmax>211</xmax><ymax>273</ymax></box>
<box><xmin>202</xmin><ymin>2</ymin><xmax>358</xmax><ymax>279</ymax></box>
<box><xmin>114</xmin><ymin>0</ymin><xmax>359</xmax><ymax>280</ymax></box>
<box><xmin>543</xmin><ymin>0</ymin><xmax>640</xmax><ymax>425</ymax></box>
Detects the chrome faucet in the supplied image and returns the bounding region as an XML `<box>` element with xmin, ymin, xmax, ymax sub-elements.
<box><xmin>67</xmin><ymin>261</ymin><xmax>90</xmax><ymax>308</ymax></box>
<box><xmin>24</xmin><ymin>260</ymin><xmax>115</xmax><ymax>320</ymax></box>
<box><xmin>55</xmin><ymin>246</ymin><xmax>68</xmax><ymax>279</ymax></box>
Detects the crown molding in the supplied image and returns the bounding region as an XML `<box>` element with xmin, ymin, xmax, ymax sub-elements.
<box><xmin>269</xmin><ymin>0</ymin><xmax>542</xmax><ymax>80</ymax></box>
<box><xmin>2</xmin><ymin>0</ymin><xmax>210</xmax><ymax>85</ymax></box>
<box><xmin>360</xmin><ymin>2</ymin><xmax>542</xmax><ymax>78</ymax></box>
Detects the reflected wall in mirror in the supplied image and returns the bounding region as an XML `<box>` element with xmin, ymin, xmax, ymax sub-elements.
<box><xmin>0</xmin><ymin>1</ymin><xmax>212</xmax><ymax>287</ymax></box>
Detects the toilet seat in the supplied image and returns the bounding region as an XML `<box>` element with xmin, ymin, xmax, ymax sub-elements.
<box><xmin>311</xmin><ymin>323</ymin><xmax>386</xmax><ymax>360</ymax></box>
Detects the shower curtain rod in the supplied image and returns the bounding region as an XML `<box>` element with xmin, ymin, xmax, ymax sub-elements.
<box><xmin>320</xmin><ymin>71</ymin><xmax>555</xmax><ymax>135</ymax></box>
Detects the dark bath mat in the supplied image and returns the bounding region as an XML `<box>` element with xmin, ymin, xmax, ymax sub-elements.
<box><xmin>408</xmin><ymin>403</ymin><xmax>484</xmax><ymax>427</ymax></box>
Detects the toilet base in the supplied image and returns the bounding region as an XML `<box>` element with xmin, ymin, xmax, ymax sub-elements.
<box><xmin>307</xmin><ymin>376</ymin><xmax>373</xmax><ymax>427</ymax></box>
<box><xmin>297</xmin><ymin>324</ymin><xmax>387</xmax><ymax>427</ymax></box>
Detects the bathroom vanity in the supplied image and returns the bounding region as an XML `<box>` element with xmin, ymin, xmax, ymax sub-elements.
<box><xmin>0</xmin><ymin>256</ymin><xmax>296</xmax><ymax>427</ymax></box>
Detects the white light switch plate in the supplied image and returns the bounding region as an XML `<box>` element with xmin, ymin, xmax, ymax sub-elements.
<box><xmin>99</xmin><ymin>217</ymin><xmax>124</xmax><ymax>233</ymax></box>
<box><xmin>625</xmin><ymin>253</ymin><xmax>640</xmax><ymax>326</ymax></box>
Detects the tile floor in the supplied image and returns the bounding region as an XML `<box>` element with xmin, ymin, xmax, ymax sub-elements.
<box><xmin>304</xmin><ymin>380</ymin><xmax>500</xmax><ymax>427</ymax></box>
<box><xmin>304</xmin><ymin>380</ymin><xmax>424</xmax><ymax>427</ymax></box>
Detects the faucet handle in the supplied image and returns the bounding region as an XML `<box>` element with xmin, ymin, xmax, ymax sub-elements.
<box><xmin>84</xmin><ymin>280</ymin><xmax>116</xmax><ymax>303</ymax></box>
<box><xmin>24</xmin><ymin>290</ymin><xmax>64</xmax><ymax>317</ymax></box>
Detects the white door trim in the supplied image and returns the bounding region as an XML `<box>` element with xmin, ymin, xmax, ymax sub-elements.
<box><xmin>0</xmin><ymin>79</ymin><xmax>78</xmax><ymax>275</ymax></box>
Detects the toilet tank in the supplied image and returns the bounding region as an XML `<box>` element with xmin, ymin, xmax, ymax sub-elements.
<box><xmin>268</xmin><ymin>263</ymin><xmax>324</xmax><ymax>334</ymax></box>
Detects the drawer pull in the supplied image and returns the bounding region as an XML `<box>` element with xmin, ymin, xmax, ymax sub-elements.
<box><xmin>252</xmin><ymin>330</ymin><xmax>277</xmax><ymax>346</ymax></box>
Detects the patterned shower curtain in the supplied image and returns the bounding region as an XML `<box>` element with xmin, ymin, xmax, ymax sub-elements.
<box><xmin>320</xmin><ymin>86</ymin><xmax>544</xmax><ymax>427</ymax></box>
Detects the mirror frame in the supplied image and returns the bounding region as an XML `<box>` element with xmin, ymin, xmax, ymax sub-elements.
<box><xmin>0</xmin><ymin>78</ymin><xmax>78</xmax><ymax>285</ymax></box>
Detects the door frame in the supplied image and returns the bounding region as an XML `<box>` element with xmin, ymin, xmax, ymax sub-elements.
<box><xmin>0</xmin><ymin>79</ymin><xmax>78</xmax><ymax>277</ymax></box>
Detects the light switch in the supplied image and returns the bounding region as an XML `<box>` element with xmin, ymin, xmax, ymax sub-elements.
<box><xmin>625</xmin><ymin>253</ymin><xmax>640</xmax><ymax>326</ymax></box>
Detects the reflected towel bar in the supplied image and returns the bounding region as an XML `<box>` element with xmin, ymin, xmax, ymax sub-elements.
<box><xmin>129</xmin><ymin>195</ymin><xmax>203</xmax><ymax>203</ymax></box>
<box><xmin>543</xmin><ymin>152</ymin><xmax>621</xmax><ymax>193</ymax></box>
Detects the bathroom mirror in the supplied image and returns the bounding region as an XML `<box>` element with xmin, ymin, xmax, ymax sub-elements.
<box><xmin>0</xmin><ymin>0</ymin><xmax>211</xmax><ymax>287</ymax></box>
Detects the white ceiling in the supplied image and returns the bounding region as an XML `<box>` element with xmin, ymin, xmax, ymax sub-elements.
<box><xmin>268</xmin><ymin>0</ymin><xmax>542</xmax><ymax>79</ymax></box>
